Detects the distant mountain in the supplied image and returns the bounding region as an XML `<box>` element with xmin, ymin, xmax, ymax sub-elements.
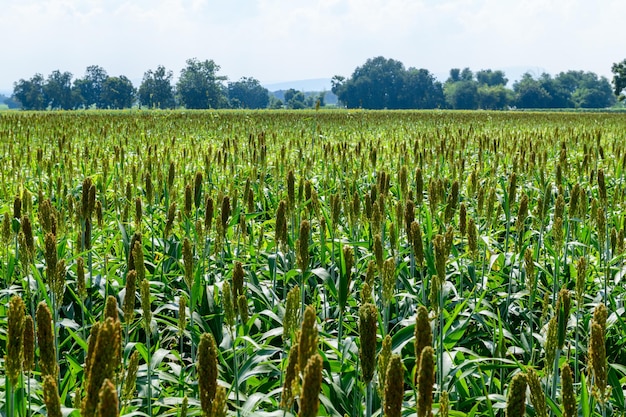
<box><xmin>263</xmin><ymin>78</ymin><xmax>332</xmax><ymax>92</ymax></box>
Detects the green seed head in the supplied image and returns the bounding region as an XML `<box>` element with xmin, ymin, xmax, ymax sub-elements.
<box><xmin>298</xmin><ymin>305</ymin><xmax>319</xmax><ymax>373</ymax></box>
<box><xmin>124</xmin><ymin>270</ymin><xmax>137</xmax><ymax>324</ymax></box>
<box><xmin>6</xmin><ymin>295</ymin><xmax>25</xmax><ymax>385</ymax></box>
<box><xmin>526</xmin><ymin>368</ymin><xmax>547</xmax><ymax>417</ymax></box>
<box><xmin>280</xmin><ymin>340</ymin><xmax>300</xmax><ymax>410</ymax></box>
<box><xmin>561</xmin><ymin>363</ymin><xmax>576</xmax><ymax>417</ymax></box>
<box><xmin>414</xmin><ymin>305</ymin><xmax>432</xmax><ymax>376</ymax></box>
<box><xmin>505</xmin><ymin>373</ymin><xmax>527</xmax><ymax>417</ymax></box>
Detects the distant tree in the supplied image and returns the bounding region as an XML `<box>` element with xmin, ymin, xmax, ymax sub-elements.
<box><xmin>228</xmin><ymin>77</ymin><xmax>269</xmax><ymax>109</ymax></box>
<box><xmin>73</xmin><ymin>65</ymin><xmax>108</xmax><ymax>108</ymax></box>
<box><xmin>100</xmin><ymin>76</ymin><xmax>136</xmax><ymax>109</ymax></box>
<box><xmin>513</xmin><ymin>73</ymin><xmax>552</xmax><ymax>108</ymax></box>
<box><xmin>332</xmin><ymin>56</ymin><xmax>406</xmax><ymax>109</ymax></box>
<box><xmin>611</xmin><ymin>59</ymin><xmax>626</xmax><ymax>101</ymax></box>
<box><xmin>477</xmin><ymin>85</ymin><xmax>512</xmax><ymax>109</ymax></box>
<box><xmin>43</xmin><ymin>70</ymin><xmax>74</xmax><ymax>110</ymax></box>
<box><xmin>283</xmin><ymin>89</ymin><xmax>307</xmax><ymax>109</ymax></box>
<box><xmin>177</xmin><ymin>58</ymin><xmax>227</xmax><ymax>109</ymax></box>
<box><xmin>402</xmin><ymin>68</ymin><xmax>445</xmax><ymax>108</ymax></box>
<box><xmin>138</xmin><ymin>66</ymin><xmax>176</xmax><ymax>109</ymax></box>
<box><xmin>12</xmin><ymin>74</ymin><xmax>46</xmax><ymax>110</ymax></box>
<box><xmin>555</xmin><ymin>71</ymin><xmax>615</xmax><ymax>108</ymax></box>
<box><xmin>268</xmin><ymin>95</ymin><xmax>283</xmax><ymax>109</ymax></box>
<box><xmin>476</xmin><ymin>69</ymin><xmax>508</xmax><ymax>87</ymax></box>
<box><xmin>444</xmin><ymin>80</ymin><xmax>479</xmax><ymax>109</ymax></box>
<box><xmin>1</xmin><ymin>95</ymin><xmax>20</xmax><ymax>109</ymax></box>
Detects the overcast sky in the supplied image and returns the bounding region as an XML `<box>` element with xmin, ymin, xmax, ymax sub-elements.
<box><xmin>2</xmin><ymin>0</ymin><xmax>624</xmax><ymax>91</ymax></box>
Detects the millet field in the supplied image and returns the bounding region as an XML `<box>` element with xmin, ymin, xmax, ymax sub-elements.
<box><xmin>0</xmin><ymin>110</ymin><xmax>625</xmax><ymax>417</ymax></box>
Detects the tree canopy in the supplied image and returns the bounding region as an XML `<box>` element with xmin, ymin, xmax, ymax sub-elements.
<box><xmin>8</xmin><ymin>56</ymin><xmax>626</xmax><ymax>110</ymax></box>
<box><xmin>176</xmin><ymin>58</ymin><xmax>227</xmax><ymax>109</ymax></box>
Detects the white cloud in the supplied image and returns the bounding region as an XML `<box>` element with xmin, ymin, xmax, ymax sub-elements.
<box><xmin>2</xmin><ymin>0</ymin><xmax>624</xmax><ymax>91</ymax></box>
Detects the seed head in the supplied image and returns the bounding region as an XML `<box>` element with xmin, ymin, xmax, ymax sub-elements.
<box><xmin>524</xmin><ymin>248</ymin><xmax>535</xmax><ymax>293</ymax></box>
<box><xmin>297</xmin><ymin>305</ymin><xmax>319</xmax><ymax>373</ymax></box>
<box><xmin>384</xmin><ymin>354</ymin><xmax>404</xmax><ymax>417</ymax></box>
<box><xmin>377</xmin><ymin>334</ymin><xmax>392</xmax><ymax>399</ymax></box>
<box><xmin>237</xmin><ymin>294</ymin><xmax>248</xmax><ymax>323</ymax></box>
<box><xmin>44</xmin><ymin>232</ymin><xmax>58</xmax><ymax>286</ymax></box>
<box><xmin>37</xmin><ymin>301</ymin><xmax>57</xmax><ymax>380</ymax></box>
<box><xmin>299</xmin><ymin>354</ymin><xmax>323</xmax><ymax>417</ymax></box>
<box><xmin>280</xmin><ymin>341</ymin><xmax>300</xmax><ymax>410</ymax></box>
<box><xmin>556</xmin><ymin>288</ymin><xmax>571</xmax><ymax>349</ymax></box>
<box><xmin>417</xmin><ymin>347</ymin><xmax>435</xmax><ymax>417</ymax></box>
<box><xmin>220</xmin><ymin>195</ymin><xmax>231</xmax><ymax>233</ymax></box>
<box><xmin>210</xmin><ymin>385</ymin><xmax>228</xmax><ymax>417</ymax></box>
<box><xmin>6</xmin><ymin>295</ymin><xmax>25</xmax><ymax>385</ymax></box>
<box><xmin>124</xmin><ymin>270</ymin><xmax>136</xmax><ymax>324</ymax></box>
<box><xmin>23</xmin><ymin>314</ymin><xmax>35</xmax><ymax>373</ymax></box>
<box><xmin>198</xmin><ymin>332</ymin><xmax>218</xmax><ymax>413</ymax></box>
<box><xmin>275</xmin><ymin>200</ymin><xmax>288</xmax><ymax>247</ymax></box>
<box><xmin>43</xmin><ymin>375</ymin><xmax>63</xmax><ymax>417</ymax></box>
<box><xmin>544</xmin><ymin>317</ymin><xmax>558</xmax><ymax>374</ymax></box>
<box><xmin>297</xmin><ymin>220</ymin><xmax>310</xmax><ymax>273</ymax></box>
<box><xmin>359</xmin><ymin>303</ymin><xmax>378</xmax><ymax>383</ymax></box>
<box><xmin>123</xmin><ymin>350</ymin><xmax>140</xmax><ymax>402</ymax></box>
<box><xmin>182</xmin><ymin>237</ymin><xmax>193</xmax><ymax>290</ymax></box>
<box><xmin>104</xmin><ymin>295</ymin><xmax>119</xmax><ymax>322</ymax></box>
<box><xmin>414</xmin><ymin>305</ymin><xmax>432</xmax><ymax>377</ymax></box>
<box><xmin>589</xmin><ymin>321</ymin><xmax>607</xmax><ymax>403</ymax></box>
<box><xmin>283</xmin><ymin>286</ymin><xmax>301</xmax><ymax>342</ymax></box>
<box><xmin>164</xmin><ymin>202</ymin><xmax>176</xmax><ymax>238</ymax></box>
<box><xmin>467</xmin><ymin>217</ymin><xmax>478</xmax><ymax>258</ymax></box>
<box><xmin>597</xmin><ymin>168</ymin><xmax>607</xmax><ymax>203</ymax></box>
<box><xmin>204</xmin><ymin>196</ymin><xmax>214</xmax><ymax>233</ymax></box>
<box><xmin>505</xmin><ymin>373</ymin><xmax>527</xmax><ymax>417</ymax></box>
<box><xmin>526</xmin><ymin>368</ymin><xmax>547</xmax><ymax>417</ymax></box>
<box><xmin>194</xmin><ymin>171</ymin><xmax>203</xmax><ymax>210</ymax></box>
<box><xmin>459</xmin><ymin>202</ymin><xmax>467</xmax><ymax>237</ymax></box>
<box><xmin>286</xmin><ymin>170</ymin><xmax>295</xmax><ymax>212</ymax></box>
<box><xmin>97</xmin><ymin>379</ymin><xmax>119</xmax><ymax>417</ymax></box>
<box><xmin>561</xmin><ymin>363</ymin><xmax>576</xmax><ymax>417</ymax></box>
<box><xmin>132</xmin><ymin>238</ymin><xmax>145</xmax><ymax>283</ymax></box>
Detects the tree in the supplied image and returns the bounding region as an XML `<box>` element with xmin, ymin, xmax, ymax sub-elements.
<box><xmin>43</xmin><ymin>70</ymin><xmax>74</xmax><ymax>110</ymax></box>
<box><xmin>283</xmin><ymin>89</ymin><xmax>307</xmax><ymax>109</ymax></box>
<box><xmin>477</xmin><ymin>85</ymin><xmax>512</xmax><ymax>110</ymax></box>
<box><xmin>227</xmin><ymin>77</ymin><xmax>269</xmax><ymax>109</ymax></box>
<box><xmin>176</xmin><ymin>58</ymin><xmax>227</xmax><ymax>109</ymax></box>
<box><xmin>100</xmin><ymin>76</ymin><xmax>136</xmax><ymax>109</ymax></box>
<box><xmin>73</xmin><ymin>65</ymin><xmax>108</xmax><ymax>108</ymax></box>
<box><xmin>444</xmin><ymin>80</ymin><xmax>478</xmax><ymax>109</ymax></box>
<box><xmin>476</xmin><ymin>69</ymin><xmax>508</xmax><ymax>87</ymax></box>
<box><xmin>402</xmin><ymin>68</ymin><xmax>445</xmax><ymax>108</ymax></box>
<box><xmin>513</xmin><ymin>73</ymin><xmax>552</xmax><ymax>108</ymax></box>
<box><xmin>611</xmin><ymin>59</ymin><xmax>626</xmax><ymax>101</ymax></box>
<box><xmin>12</xmin><ymin>74</ymin><xmax>46</xmax><ymax>110</ymax></box>
<box><xmin>138</xmin><ymin>66</ymin><xmax>176</xmax><ymax>109</ymax></box>
<box><xmin>555</xmin><ymin>71</ymin><xmax>614</xmax><ymax>108</ymax></box>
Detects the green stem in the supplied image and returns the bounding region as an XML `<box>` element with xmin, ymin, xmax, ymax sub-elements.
<box><xmin>146</xmin><ymin>331</ymin><xmax>152</xmax><ymax>417</ymax></box>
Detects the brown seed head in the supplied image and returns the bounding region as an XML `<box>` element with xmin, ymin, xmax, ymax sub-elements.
<box><xmin>23</xmin><ymin>314</ymin><xmax>35</xmax><ymax>372</ymax></box>
<box><xmin>198</xmin><ymin>332</ymin><xmax>218</xmax><ymax>413</ymax></box>
<box><xmin>414</xmin><ymin>305</ymin><xmax>432</xmax><ymax>376</ymax></box>
<box><xmin>417</xmin><ymin>347</ymin><xmax>435</xmax><ymax>417</ymax></box>
<box><xmin>298</xmin><ymin>305</ymin><xmax>319</xmax><ymax>373</ymax></box>
<box><xmin>283</xmin><ymin>286</ymin><xmax>300</xmax><ymax>342</ymax></box>
<box><xmin>221</xmin><ymin>195</ymin><xmax>231</xmax><ymax>233</ymax></box>
<box><xmin>561</xmin><ymin>363</ymin><xmax>576</xmax><ymax>417</ymax></box>
<box><xmin>384</xmin><ymin>354</ymin><xmax>404</xmax><ymax>417</ymax></box>
<box><xmin>124</xmin><ymin>270</ymin><xmax>136</xmax><ymax>324</ymax></box>
<box><xmin>182</xmin><ymin>237</ymin><xmax>193</xmax><ymax>289</ymax></box>
<box><xmin>97</xmin><ymin>379</ymin><xmax>119</xmax><ymax>417</ymax></box>
<box><xmin>299</xmin><ymin>354</ymin><xmax>323</xmax><ymax>417</ymax></box>
<box><xmin>297</xmin><ymin>220</ymin><xmax>310</xmax><ymax>272</ymax></box>
<box><xmin>359</xmin><ymin>303</ymin><xmax>378</xmax><ymax>383</ymax></box>
<box><xmin>36</xmin><ymin>301</ymin><xmax>57</xmax><ymax>380</ymax></box>
<box><xmin>43</xmin><ymin>375</ymin><xmax>63</xmax><ymax>417</ymax></box>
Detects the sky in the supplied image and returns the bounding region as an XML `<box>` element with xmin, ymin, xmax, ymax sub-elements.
<box><xmin>2</xmin><ymin>0</ymin><xmax>624</xmax><ymax>92</ymax></box>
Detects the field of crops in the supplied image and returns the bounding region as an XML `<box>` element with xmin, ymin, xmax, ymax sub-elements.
<box><xmin>1</xmin><ymin>110</ymin><xmax>625</xmax><ymax>417</ymax></box>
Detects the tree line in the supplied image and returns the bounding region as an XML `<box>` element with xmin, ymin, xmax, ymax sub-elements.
<box><xmin>332</xmin><ymin>56</ymin><xmax>622</xmax><ymax>110</ymax></box>
<box><xmin>8</xmin><ymin>56</ymin><xmax>626</xmax><ymax>110</ymax></box>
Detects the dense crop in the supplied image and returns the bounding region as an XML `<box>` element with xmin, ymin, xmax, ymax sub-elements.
<box><xmin>0</xmin><ymin>110</ymin><xmax>625</xmax><ymax>417</ymax></box>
